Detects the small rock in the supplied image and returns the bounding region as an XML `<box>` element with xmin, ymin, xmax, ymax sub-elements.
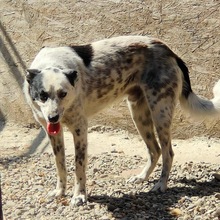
<box><xmin>169</xmin><ymin>208</ymin><xmax>182</xmax><ymax>217</ymax></box>
<box><xmin>93</xmin><ymin>168</ymin><xmax>99</xmax><ymax>173</ymax></box>
<box><xmin>213</xmin><ymin>173</ymin><xmax>220</xmax><ymax>181</ymax></box>
<box><xmin>99</xmin><ymin>215</ymin><xmax>111</xmax><ymax>220</ymax></box>
<box><xmin>214</xmin><ymin>207</ymin><xmax>220</xmax><ymax>218</ymax></box>
<box><xmin>87</xmin><ymin>180</ymin><xmax>96</xmax><ymax>186</ymax></box>
<box><xmin>195</xmin><ymin>198</ymin><xmax>204</xmax><ymax>206</ymax></box>
<box><xmin>215</xmin><ymin>193</ymin><xmax>220</xmax><ymax>200</ymax></box>
<box><xmin>5</xmin><ymin>201</ymin><xmax>16</xmax><ymax>207</ymax></box>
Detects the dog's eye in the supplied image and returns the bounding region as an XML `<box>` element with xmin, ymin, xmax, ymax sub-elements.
<box><xmin>40</xmin><ymin>91</ymin><xmax>49</xmax><ymax>102</ymax></box>
<box><xmin>58</xmin><ymin>91</ymin><xmax>67</xmax><ymax>99</ymax></box>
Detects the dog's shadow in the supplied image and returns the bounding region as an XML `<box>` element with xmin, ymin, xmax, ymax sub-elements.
<box><xmin>88</xmin><ymin>178</ymin><xmax>219</xmax><ymax>219</ymax></box>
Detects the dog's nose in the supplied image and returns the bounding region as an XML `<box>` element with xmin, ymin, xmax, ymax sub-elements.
<box><xmin>48</xmin><ymin>115</ymin><xmax>59</xmax><ymax>123</ymax></box>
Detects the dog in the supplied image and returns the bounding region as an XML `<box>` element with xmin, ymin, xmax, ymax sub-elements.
<box><xmin>23</xmin><ymin>35</ymin><xmax>220</xmax><ymax>205</ymax></box>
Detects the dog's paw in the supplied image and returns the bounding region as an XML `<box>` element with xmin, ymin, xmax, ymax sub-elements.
<box><xmin>127</xmin><ymin>175</ymin><xmax>145</xmax><ymax>184</ymax></box>
<box><xmin>151</xmin><ymin>181</ymin><xmax>167</xmax><ymax>192</ymax></box>
<box><xmin>71</xmin><ymin>194</ymin><xmax>87</xmax><ymax>206</ymax></box>
<box><xmin>47</xmin><ymin>188</ymin><xmax>64</xmax><ymax>198</ymax></box>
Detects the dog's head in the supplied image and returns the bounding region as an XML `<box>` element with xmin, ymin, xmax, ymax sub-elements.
<box><xmin>25</xmin><ymin>67</ymin><xmax>78</xmax><ymax>125</ymax></box>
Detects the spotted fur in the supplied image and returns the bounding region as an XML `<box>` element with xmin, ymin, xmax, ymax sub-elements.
<box><xmin>24</xmin><ymin>35</ymin><xmax>220</xmax><ymax>206</ymax></box>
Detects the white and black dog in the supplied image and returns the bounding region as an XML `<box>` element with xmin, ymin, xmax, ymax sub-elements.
<box><xmin>24</xmin><ymin>35</ymin><xmax>220</xmax><ymax>205</ymax></box>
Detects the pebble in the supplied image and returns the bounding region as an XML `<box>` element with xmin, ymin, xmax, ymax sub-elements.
<box><xmin>215</xmin><ymin>193</ymin><xmax>220</xmax><ymax>200</ymax></box>
<box><xmin>169</xmin><ymin>208</ymin><xmax>182</xmax><ymax>217</ymax></box>
<box><xmin>213</xmin><ymin>173</ymin><xmax>220</xmax><ymax>181</ymax></box>
<box><xmin>214</xmin><ymin>208</ymin><xmax>220</xmax><ymax>218</ymax></box>
<box><xmin>1</xmin><ymin>153</ymin><xmax>219</xmax><ymax>220</ymax></box>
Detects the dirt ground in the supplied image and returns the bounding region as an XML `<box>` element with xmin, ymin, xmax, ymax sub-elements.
<box><xmin>0</xmin><ymin>0</ymin><xmax>219</xmax><ymax>185</ymax></box>
<box><xmin>0</xmin><ymin>122</ymin><xmax>219</xmax><ymax>165</ymax></box>
<box><xmin>0</xmin><ymin>0</ymin><xmax>220</xmax><ymax>139</ymax></box>
<box><xmin>0</xmin><ymin>122</ymin><xmax>220</xmax><ymax>220</ymax></box>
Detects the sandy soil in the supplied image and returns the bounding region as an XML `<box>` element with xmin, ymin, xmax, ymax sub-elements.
<box><xmin>1</xmin><ymin>123</ymin><xmax>219</xmax><ymax>219</ymax></box>
<box><xmin>1</xmin><ymin>0</ymin><xmax>220</xmax><ymax>139</ymax></box>
<box><xmin>0</xmin><ymin>123</ymin><xmax>219</xmax><ymax>165</ymax></box>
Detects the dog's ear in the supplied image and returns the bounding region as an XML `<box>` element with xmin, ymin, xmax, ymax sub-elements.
<box><xmin>64</xmin><ymin>69</ymin><xmax>78</xmax><ymax>86</ymax></box>
<box><xmin>26</xmin><ymin>69</ymin><xmax>41</xmax><ymax>84</ymax></box>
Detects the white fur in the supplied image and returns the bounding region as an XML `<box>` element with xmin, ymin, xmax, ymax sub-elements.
<box><xmin>180</xmin><ymin>81</ymin><xmax>220</xmax><ymax>118</ymax></box>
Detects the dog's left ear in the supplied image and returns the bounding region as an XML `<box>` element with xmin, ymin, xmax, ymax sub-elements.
<box><xmin>26</xmin><ymin>69</ymin><xmax>41</xmax><ymax>84</ymax></box>
<box><xmin>64</xmin><ymin>69</ymin><xmax>78</xmax><ymax>86</ymax></box>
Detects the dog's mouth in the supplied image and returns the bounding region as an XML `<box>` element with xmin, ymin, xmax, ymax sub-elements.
<box><xmin>47</xmin><ymin>122</ymin><xmax>61</xmax><ymax>136</ymax></box>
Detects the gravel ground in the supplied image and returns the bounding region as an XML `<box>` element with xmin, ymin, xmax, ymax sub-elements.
<box><xmin>0</xmin><ymin>152</ymin><xmax>219</xmax><ymax>220</ymax></box>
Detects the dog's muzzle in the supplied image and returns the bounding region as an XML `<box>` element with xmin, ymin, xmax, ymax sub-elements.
<box><xmin>48</xmin><ymin>115</ymin><xmax>59</xmax><ymax>123</ymax></box>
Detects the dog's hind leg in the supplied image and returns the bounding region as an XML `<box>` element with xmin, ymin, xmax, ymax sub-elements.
<box><xmin>144</xmin><ymin>82</ymin><xmax>178</xmax><ymax>192</ymax></box>
<box><xmin>127</xmin><ymin>86</ymin><xmax>161</xmax><ymax>184</ymax></box>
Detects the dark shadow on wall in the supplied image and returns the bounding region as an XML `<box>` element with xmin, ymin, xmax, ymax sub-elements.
<box><xmin>0</xmin><ymin>20</ymin><xmax>25</xmax><ymax>135</ymax></box>
<box><xmin>0</xmin><ymin>110</ymin><xmax>5</xmax><ymax>133</ymax></box>
<box><xmin>0</xmin><ymin>21</ymin><xmax>26</xmax><ymax>88</ymax></box>
<box><xmin>0</xmin><ymin>21</ymin><xmax>46</xmax><ymax>154</ymax></box>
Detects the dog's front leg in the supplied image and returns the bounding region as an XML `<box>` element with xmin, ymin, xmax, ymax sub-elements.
<box><xmin>47</xmin><ymin>127</ymin><xmax>67</xmax><ymax>198</ymax></box>
<box><xmin>70</xmin><ymin>120</ymin><xmax>88</xmax><ymax>206</ymax></box>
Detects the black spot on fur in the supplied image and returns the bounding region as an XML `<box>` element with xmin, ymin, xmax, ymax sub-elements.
<box><xmin>127</xmin><ymin>86</ymin><xmax>143</xmax><ymax>102</ymax></box>
<box><xmin>176</xmin><ymin>56</ymin><xmax>193</xmax><ymax>98</ymax></box>
<box><xmin>75</xmin><ymin>129</ymin><xmax>81</xmax><ymax>136</ymax></box>
<box><xmin>150</xmin><ymin>40</ymin><xmax>193</xmax><ymax>98</ymax></box>
<box><xmin>75</xmin><ymin>141</ymin><xmax>80</xmax><ymax>150</ymax></box>
<box><xmin>64</xmin><ymin>70</ymin><xmax>78</xmax><ymax>86</ymax></box>
<box><xmin>53</xmin><ymin>147</ymin><xmax>57</xmax><ymax>155</ymax></box>
<box><xmin>70</xmin><ymin>44</ymin><xmax>93</xmax><ymax>67</ymax></box>
<box><xmin>75</xmin><ymin>142</ymin><xmax>86</xmax><ymax>167</ymax></box>
<box><xmin>146</xmin><ymin>132</ymin><xmax>152</xmax><ymax>139</ymax></box>
<box><xmin>80</xmin><ymin>189</ymin><xmax>85</xmax><ymax>193</ymax></box>
<box><xmin>142</xmin><ymin>119</ymin><xmax>150</xmax><ymax>126</ymax></box>
<box><xmin>27</xmin><ymin>72</ymin><xmax>45</xmax><ymax>101</ymax></box>
<box><xmin>26</xmin><ymin>69</ymin><xmax>41</xmax><ymax>84</ymax></box>
<box><xmin>53</xmin><ymin>68</ymin><xmax>59</xmax><ymax>73</ymax></box>
<box><xmin>56</xmin><ymin>145</ymin><xmax>62</xmax><ymax>153</ymax></box>
<box><xmin>155</xmin><ymin>87</ymin><xmax>175</xmax><ymax>103</ymax></box>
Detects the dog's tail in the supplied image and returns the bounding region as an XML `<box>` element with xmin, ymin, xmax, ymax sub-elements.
<box><xmin>177</xmin><ymin>57</ymin><xmax>220</xmax><ymax>118</ymax></box>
